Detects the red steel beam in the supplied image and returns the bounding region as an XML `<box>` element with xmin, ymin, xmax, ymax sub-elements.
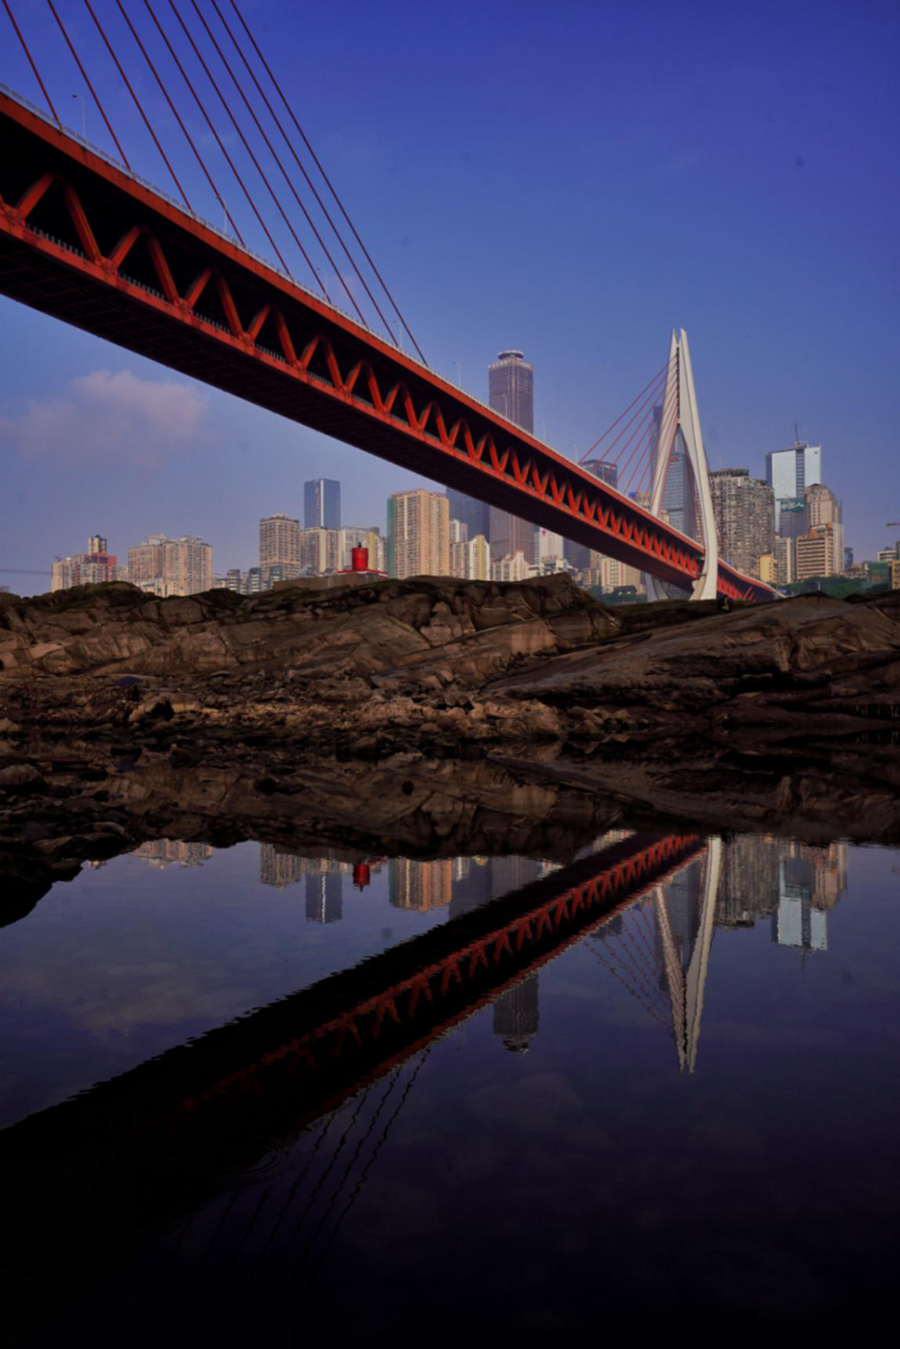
<box><xmin>0</xmin><ymin>90</ymin><xmax>775</xmax><ymax>601</ymax></box>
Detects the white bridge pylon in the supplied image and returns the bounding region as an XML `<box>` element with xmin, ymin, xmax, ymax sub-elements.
<box><xmin>644</xmin><ymin>329</ymin><xmax>720</xmax><ymax>602</ymax></box>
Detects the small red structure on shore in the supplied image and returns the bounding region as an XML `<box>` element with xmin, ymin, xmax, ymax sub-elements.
<box><xmin>338</xmin><ymin>545</ymin><xmax>386</xmax><ymax>577</ymax></box>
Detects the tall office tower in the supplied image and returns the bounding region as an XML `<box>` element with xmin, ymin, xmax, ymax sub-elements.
<box><xmin>771</xmin><ymin>848</ymin><xmax>828</xmax><ymax>953</ymax></box>
<box><xmin>305</xmin><ymin>872</ymin><xmax>343</xmax><ymax>923</ymax></box>
<box><xmin>805</xmin><ymin>483</ymin><xmax>844</xmax><ymax>571</ymax></box>
<box><xmin>709</xmin><ymin>469</ymin><xmax>775</xmax><ymax>578</ymax></box>
<box><xmin>487</xmin><ymin>350</ymin><xmax>536</xmax><ymax>564</ymax></box>
<box><xmin>304</xmin><ymin>478</ymin><xmax>341</xmax><ymax>529</ymax></box>
<box><xmin>776</xmin><ymin>497</ymin><xmax>810</xmax><ymax>541</ymax></box>
<box><xmin>127</xmin><ymin>534</ymin><xmax>212</xmax><ymax>596</ymax></box>
<box><xmin>386</xmin><ymin>489</ymin><xmax>450</xmax><ymax>578</ymax></box>
<box><xmin>489</xmin><ymin>349</ymin><xmax>534</xmax><ymax>430</ymax></box>
<box><xmin>87</xmin><ymin>534</ymin><xmax>107</xmax><ymax>556</ymax></box>
<box><xmin>492</xmin><ymin>975</ymin><xmax>539</xmax><ymax>1053</ymax></box>
<box><xmin>765</xmin><ymin>441</ymin><xmax>822</xmax><ymax>529</ymax></box>
<box><xmin>259</xmin><ymin>513</ymin><xmax>301</xmax><ymax>572</ymax></box>
<box><xmin>447</xmin><ymin>488</ymin><xmax>490</xmax><ymax>543</ymax></box>
<box><xmin>565</xmin><ymin>460</ymin><xmax>619</xmax><ymax>569</ymax></box>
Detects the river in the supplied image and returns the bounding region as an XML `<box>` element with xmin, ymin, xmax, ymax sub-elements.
<box><xmin>2</xmin><ymin>807</ymin><xmax>899</xmax><ymax>1341</ymax></box>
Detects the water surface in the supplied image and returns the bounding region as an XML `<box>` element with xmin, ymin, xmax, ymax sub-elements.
<box><xmin>3</xmin><ymin>825</ymin><xmax>898</xmax><ymax>1341</ymax></box>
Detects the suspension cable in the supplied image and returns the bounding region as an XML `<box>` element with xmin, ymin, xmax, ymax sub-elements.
<box><xmin>114</xmin><ymin>0</ymin><xmax>244</xmax><ymax>242</ymax></box>
<box><xmin>208</xmin><ymin>0</ymin><xmax>402</xmax><ymax>347</ymax></box>
<box><xmin>602</xmin><ymin>362</ymin><xmax>671</xmax><ymax>463</ymax></box>
<box><xmin>165</xmin><ymin>0</ymin><xmax>330</xmax><ymax>299</ymax></box>
<box><xmin>188</xmin><ymin>0</ymin><xmax>383</xmax><ymax>332</ymax></box>
<box><xmin>2</xmin><ymin>0</ymin><xmax>61</xmax><ymax>123</ymax></box>
<box><xmin>579</xmin><ymin>356</ymin><xmax>671</xmax><ymax>462</ymax></box>
<box><xmin>227</xmin><ymin>0</ymin><xmax>427</xmax><ymax>364</ymax></box>
<box><xmin>82</xmin><ymin>0</ymin><xmax>193</xmax><ymax>210</ymax></box>
<box><xmin>141</xmin><ymin>0</ymin><xmax>295</xmax><ymax>277</ymax></box>
<box><xmin>45</xmin><ymin>0</ymin><xmax>132</xmax><ymax>167</ymax></box>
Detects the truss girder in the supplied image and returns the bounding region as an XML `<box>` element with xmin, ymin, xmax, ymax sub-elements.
<box><xmin>0</xmin><ymin>92</ymin><xmax>775</xmax><ymax>600</ymax></box>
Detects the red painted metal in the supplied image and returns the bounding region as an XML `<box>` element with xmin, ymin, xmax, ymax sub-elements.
<box><xmin>0</xmin><ymin>91</ymin><xmax>775</xmax><ymax>602</ymax></box>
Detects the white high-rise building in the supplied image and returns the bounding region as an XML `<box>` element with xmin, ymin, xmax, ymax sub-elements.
<box><xmin>765</xmin><ymin>441</ymin><xmax>822</xmax><ymax>529</ymax></box>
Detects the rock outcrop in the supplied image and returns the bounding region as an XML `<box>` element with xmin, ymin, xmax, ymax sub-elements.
<box><xmin>1</xmin><ymin>580</ymin><xmax>898</xmax><ymax>756</ymax></box>
<box><xmin>0</xmin><ymin>574</ymin><xmax>614</xmax><ymax>680</ymax></box>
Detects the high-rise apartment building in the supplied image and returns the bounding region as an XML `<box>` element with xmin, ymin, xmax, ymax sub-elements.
<box><xmin>487</xmin><ymin>350</ymin><xmax>536</xmax><ymax>565</ymax></box>
<box><xmin>51</xmin><ymin>534</ymin><xmax>125</xmax><ymax>591</ymax></box>
<box><xmin>796</xmin><ymin>524</ymin><xmax>837</xmax><ymax>580</ymax></box>
<box><xmin>386</xmin><ymin>489</ymin><xmax>449</xmax><ymax>578</ymax></box>
<box><xmin>491</xmin><ymin>551</ymin><xmax>533</xmax><ymax>582</ymax></box>
<box><xmin>304</xmin><ymin>478</ymin><xmax>340</xmax><ymax>530</ymax></box>
<box><xmin>709</xmin><ymin>469</ymin><xmax>775</xmax><ymax>578</ymax></box>
<box><xmin>127</xmin><ymin>534</ymin><xmax>212</xmax><ymax>596</ymax></box>
<box><xmin>299</xmin><ymin>527</ymin><xmax>341</xmax><ymax>575</ymax></box>
<box><xmin>259</xmin><ymin>513</ymin><xmax>301</xmax><ymax>573</ymax></box>
<box><xmin>774</xmin><ymin>534</ymin><xmax>796</xmax><ymax>585</ymax></box>
<box><xmin>389</xmin><ymin>858</ymin><xmax>453</xmax><ymax>912</ymax></box>
<box><xmin>450</xmin><ymin>527</ymin><xmax>491</xmax><ymax>580</ymax></box>
<box><xmin>765</xmin><ymin>441</ymin><xmax>822</xmax><ymax>529</ymax></box>
<box><xmin>805</xmin><ymin>483</ymin><xmax>843</xmax><ymax>573</ymax></box>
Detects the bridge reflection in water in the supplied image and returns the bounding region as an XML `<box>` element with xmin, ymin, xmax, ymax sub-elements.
<box><xmin>2</xmin><ymin>829</ymin><xmax>736</xmax><ymax>1316</ymax></box>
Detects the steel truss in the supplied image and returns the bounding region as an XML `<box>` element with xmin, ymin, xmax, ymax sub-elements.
<box><xmin>0</xmin><ymin>92</ymin><xmax>773</xmax><ymax>601</ymax></box>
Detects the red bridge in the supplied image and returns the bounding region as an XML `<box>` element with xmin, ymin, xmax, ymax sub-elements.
<box><xmin>0</xmin><ymin>88</ymin><xmax>774</xmax><ymax>602</ymax></box>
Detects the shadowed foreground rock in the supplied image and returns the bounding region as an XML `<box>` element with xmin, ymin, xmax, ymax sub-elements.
<box><xmin>1</xmin><ymin>578</ymin><xmax>899</xmax><ymax>758</ymax></box>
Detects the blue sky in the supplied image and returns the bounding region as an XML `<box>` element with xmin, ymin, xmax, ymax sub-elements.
<box><xmin>1</xmin><ymin>0</ymin><xmax>898</xmax><ymax>590</ymax></box>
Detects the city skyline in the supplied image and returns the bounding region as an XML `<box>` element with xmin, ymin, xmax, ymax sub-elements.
<box><xmin>1</xmin><ymin>2</ymin><xmax>896</xmax><ymax>591</ymax></box>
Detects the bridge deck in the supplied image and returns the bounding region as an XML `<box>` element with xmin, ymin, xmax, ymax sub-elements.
<box><xmin>0</xmin><ymin>90</ymin><xmax>774</xmax><ymax>601</ymax></box>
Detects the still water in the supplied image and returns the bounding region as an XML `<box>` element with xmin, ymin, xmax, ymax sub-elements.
<box><xmin>3</xmin><ymin>827</ymin><xmax>899</xmax><ymax>1341</ymax></box>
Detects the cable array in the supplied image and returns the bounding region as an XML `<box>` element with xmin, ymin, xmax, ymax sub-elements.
<box><xmin>0</xmin><ymin>0</ymin><xmax>426</xmax><ymax>359</ymax></box>
<box><xmin>578</xmin><ymin>352</ymin><xmax>681</xmax><ymax>510</ymax></box>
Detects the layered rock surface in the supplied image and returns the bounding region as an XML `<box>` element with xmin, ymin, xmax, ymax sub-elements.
<box><xmin>1</xmin><ymin>579</ymin><xmax>898</xmax><ymax>755</ymax></box>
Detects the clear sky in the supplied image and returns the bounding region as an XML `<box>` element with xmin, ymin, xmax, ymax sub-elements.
<box><xmin>1</xmin><ymin>0</ymin><xmax>898</xmax><ymax>592</ymax></box>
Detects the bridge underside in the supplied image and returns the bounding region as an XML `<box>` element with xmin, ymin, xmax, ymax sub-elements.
<box><xmin>0</xmin><ymin>92</ymin><xmax>774</xmax><ymax>602</ymax></box>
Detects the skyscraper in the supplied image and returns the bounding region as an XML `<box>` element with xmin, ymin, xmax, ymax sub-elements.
<box><xmin>127</xmin><ymin>534</ymin><xmax>212</xmax><ymax>596</ymax></box>
<box><xmin>304</xmin><ymin>478</ymin><xmax>341</xmax><ymax>530</ymax></box>
<box><xmin>492</xmin><ymin>976</ymin><xmax>539</xmax><ymax>1053</ymax></box>
<box><xmin>259</xmin><ymin>513</ymin><xmax>301</xmax><ymax>572</ymax></box>
<box><xmin>305</xmin><ymin>872</ymin><xmax>343</xmax><ymax>923</ymax></box>
<box><xmin>447</xmin><ymin>489</ymin><xmax>490</xmax><ymax>543</ymax></box>
<box><xmin>487</xmin><ymin>350</ymin><xmax>536</xmax><ymax>565</ymax></box>
<box><xmin>386</xmin><ymin>489</ymin><xmax>450</xmax><ymax>578</ymax></box>
<box><xmin>805</xmin><ymin>483</ymin><xmax>843</xmax><ymax>570</ymax></box>
<box><xmin>765</xmin><ymin>442</ymin><xmax>822</xmax><ymax>529</ymax></box>
<box><xmin>709</xmin><ymin>469</ymin><xmax>775</xmax><ymax>578</ymax></box>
